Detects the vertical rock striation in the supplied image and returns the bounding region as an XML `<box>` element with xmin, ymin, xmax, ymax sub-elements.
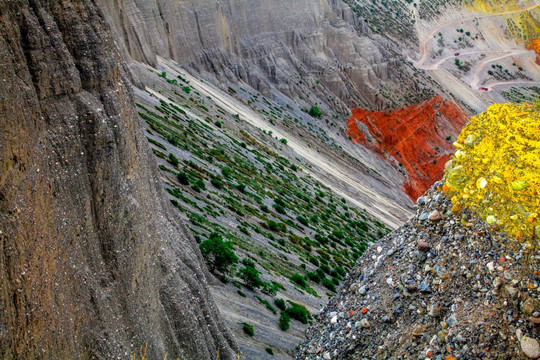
<box><xmin>98</xmin><ymin>0</ymin><xmax>430</xmax><ymax>111</ymax></box>
<box><xmin>0</xmin><ymin>1</ymin><xmax>237</xmax><ymax>358</ymax></box>
<box><xmin>346</xmin><ymin>96</ymin><xmax>467</xmax><ymax>201</ymax></box>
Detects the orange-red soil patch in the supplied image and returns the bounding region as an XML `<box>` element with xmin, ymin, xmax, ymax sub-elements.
<box><xmin>347</xmin><ymin>96</ymin><xmax>467</xmax><ymax>201</ymax></box>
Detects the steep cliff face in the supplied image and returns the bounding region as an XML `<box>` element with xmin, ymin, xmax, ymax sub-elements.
<box><xmin>346</xmin><ymin>96</ymin><xmax>467</xmax><ymax>201</ymax></box>
<box><xmin>0</xmin><ymin>1</ymin><xmax>236</xmax><ymax>359</ymax></box>
<box><xmin>98</xmin><ymin>0</ymin><xmax>436</xmax><ymax>111</ymax></box>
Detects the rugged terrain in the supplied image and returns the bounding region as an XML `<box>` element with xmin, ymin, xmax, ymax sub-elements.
<box><xmin>296</xmin><ymin>184</ymin><xmax>540</xmax><ymax>359</ymax></box>
<box><xmin>346</xmin><ymin>96</ymin><xmax>468</xmax><ymax>201</ymax></box>
<box><xmin>0</xmin><ymin>1</ymin><xmax>236</xmax><ymax>359</ymax></box>
<box><xmin>0</xmin><ymin>0</ymin><xmax>539</xmax><ymax>359</ymax></box>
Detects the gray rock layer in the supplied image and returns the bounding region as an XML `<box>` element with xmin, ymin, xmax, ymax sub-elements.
<box><xmin>0</xmin><ymin>1</ymin><xmax>237</xmax><ymax>359</ymax></box>
<box><xmin>99</xmin><ymin>0</ymin><xmax>429</xmax><ymax>111</ymax></box>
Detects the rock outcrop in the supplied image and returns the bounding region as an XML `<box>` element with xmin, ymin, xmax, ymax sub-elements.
<box><xmin>346</xmin><ymin>96</ymin><xmax>468</xmax><ymax>201</ymax></box>
<box><xmin>98</xmin><ymin>0</ymin><xmax>434</xmax><ymax>112</ymax></box>
<box><xmin>0</xmin><ymin>1</ymin><xmax>237</xmax><ymax>358</ymax></box>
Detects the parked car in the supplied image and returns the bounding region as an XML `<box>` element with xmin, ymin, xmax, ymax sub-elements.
<box><xmin>479</xmin><ymin>87</ymin><xmax>488</xmax><ymax>91</ymax></box>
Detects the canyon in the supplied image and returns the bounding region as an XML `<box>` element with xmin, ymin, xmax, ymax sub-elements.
<box><xmin>0</xmin><ymin>0</ymin><xmax>538</xmax><ymax>359</ymax></box>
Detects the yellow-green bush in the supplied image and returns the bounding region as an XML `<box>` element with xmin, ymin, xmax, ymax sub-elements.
<box><xmin>443</xmin><ymin>102</ymin><xmax>539</xmax><ymax>243</ymax></box>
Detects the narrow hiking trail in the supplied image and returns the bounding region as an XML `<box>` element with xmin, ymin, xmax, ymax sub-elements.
<box><xmin>416</xmin><ymin>1</ymin><xmax>540</xmax><ymax>68</ymax></box>
<box><xmin>470</xmin><ymin>50</ymin><xmax>540</xmax><ymax>89</ymax></box>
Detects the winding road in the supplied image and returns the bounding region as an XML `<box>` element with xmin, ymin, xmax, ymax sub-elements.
<box><xmin>414</xmin><ymin>1</ymin><xmax>540</xmax><ymax>91</ymax></box>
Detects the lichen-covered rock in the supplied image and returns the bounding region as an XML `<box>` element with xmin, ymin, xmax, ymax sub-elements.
<box><xmin>444</xmin><ymin>102</ymin><xmax>540</xmax><ymax>242</ymax></box>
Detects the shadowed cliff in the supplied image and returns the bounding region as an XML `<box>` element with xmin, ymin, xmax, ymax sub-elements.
<box><xmin>0</xmin><ymin>1</ymin><xmax>237</xmax><ymax>358</ymax></box>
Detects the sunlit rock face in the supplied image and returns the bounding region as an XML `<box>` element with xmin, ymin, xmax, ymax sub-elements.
<box><xmin>346</xmin><ymin>96</ymin><xmax>467</xmax><ymax>201</ymax></box>
<box><xmin>444</xmin><ymin>102</ymin><xmax>540</xmax><ymax>242</ymax></box>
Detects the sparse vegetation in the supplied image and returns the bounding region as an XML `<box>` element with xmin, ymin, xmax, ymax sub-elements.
<box><xmin>199</xmin><ymin>233</ymin><xmax>238</xmax><ymax>276</ymax></box>
<box><xmin>242</xmin><ymin>322</ymin><xmax>254</xmax><ymax>336</ymax></box>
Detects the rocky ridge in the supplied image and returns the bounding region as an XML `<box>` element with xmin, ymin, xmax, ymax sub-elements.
<box><xmin>0</xmin><ymin>1</ymin><xmax>236</xmax><ymax>358</ymax></box>
<box><xmin>296</xmin><ymin>184</ymin><xmax>540</xmax><ymax>359</ymax></box>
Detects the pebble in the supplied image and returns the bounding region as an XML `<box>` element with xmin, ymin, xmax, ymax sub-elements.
<box><xmin>417</xmin><ymin>240</ymin><xmax>430</xmax><ymax>253</ymax></box>
<box><xmin>295</xmin><ymin>185</ymin><xmax>539</xmax><ymax>360</ymax></box>
<box><xmin>418</xmin><ymin>279</ymin><xmax>431</xmax><ymax>293</ymax></box>
<box><xmin>505</xmin><ymin>285</ymin><xmax>518</xmax><ymax>297</ymax></box>
<box><xmin>521</xmin><ymin>336</ymin><xmax>540</xmax><ymax>359</ymax></box>
<box><xmin>523</xmin><ymin>298</ymin><xmax>536</xmax><ymax>315</ymax></box>
<box><xmin>437</xmin><ymin>330</ymin><xmax>448</xmax><ymax>342</ymax></box>
<box><xmin>357</xmin><ymin>285</ymin><xmax>367</xmax><ymax>296</ymax></box>
<box><xmin>428</xmin><ymin>210</ymin><xmax>442</xmax><ymax>222</ymax></box>
<box><xmin>359</xmin><ymin>319</ymin><xmax>370</xmax><ymax>328</ymax></box>
<box><xmin>415</xmin><ymin>250</ymin><xmax>427</xmax><ymax>262</ymax></box>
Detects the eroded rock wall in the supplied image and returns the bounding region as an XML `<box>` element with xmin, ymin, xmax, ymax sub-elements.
<box><xmin>99</xmin><ymin>0</ymin><xmax>429</xmax><ymax>111</ymax></box>
<box><xmin>0</xmin><ymin>1</ymin><xmax>236</xmax><ymax>358</ymax></box>
<box><xmin>346</xmin><ymin>96</ymin><xmax>467</xmax><ymax>201</ymax></box>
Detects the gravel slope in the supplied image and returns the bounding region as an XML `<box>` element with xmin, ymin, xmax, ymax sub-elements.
<box><xmin>296</xmin><ymin>184</ymin><xmax>540</xmax><ymax>359</ymax></box>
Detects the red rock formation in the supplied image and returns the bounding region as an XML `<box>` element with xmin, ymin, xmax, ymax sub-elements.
<box><xmin>527</xmin><ymin>39</ymin><xmax>540</xmax><ymax>66</ymax></box>
<box><xmin>347</xmin><ymin>96</ymin><xmax>467</xmax><ymax>201</ymax></box>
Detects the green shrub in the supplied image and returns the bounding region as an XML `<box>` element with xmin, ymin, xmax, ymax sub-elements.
<box><xmin>296</xmin><ymin>215</ymin><xmax>308</xmax><ymax>226</ymax></box>
<box><xmin>235</xmin><ymin>183</ymin><xmax>246</xmax><ymax>193</ymax></box>
<box><xmin>238</xmin><ymin>226</ymin><xmax>250</xmax><ymax>235</ymax></box>
<box><xmin>320</xmin><ymin>264</ymin><xmax>331</xmax><ymax>274</ymax></box>
<box><xmin>290</xmin><ymin>273</ymin><xmax>307</xmax><ymax>288</ymax></box>
<box><xmin>237</xmin><ymin>290</ymin><xmax>247</xmax><ymax>297</ymax></box>
<box><xmin>309</xmin><ymin>256</ymin><xmax>319</xmax><ymax>266</ymax></box>
<box><xmin>182</xmin><ymin>86</ymin><xmax>191</xmax><ymax>93</ymax></box>
<box><xmin>177</xmin><ymin>172</ymin><xmax>189</xmax><ymax>185</ymax></box>
<box><xmin>168</xmin><ymin>153</ymin><xmax>179</xmax><ymax>166</ymax></box>
<box><xmin>238</xmin><ymin>264</ymin><xmax>263</xmax><ymax>289</ymax></box>
<box><xmin>280</xmin><ymin>138</ymin><xmax>288</xmax><ymax>144</ymax></box>
<box><xmin>261</xmin><ymin>282</ymin><xmax>280</xmax><ymax>296</ymax></box>
<box><xmin>199</xmin><ymin>233</ymin><xmax>238</xmax><ymax>275</ymax></box>
<box><xmin>279</xmin><ymin>311</ymin><xmax>290</xmax><ymax>331</ymax></box>
<box><xmin>242</xmin><ymin>322</ymin><xmax>254</xmax><ymax>336</ymax></box>
<box><xmin>273</xmin><ymin>204</ymin><xmax>286</xmax><ymax>214</ymax></box>
<box><xmin>268</xmin><ymin>220</ymin><xmax>287</xmax><ymax>233</ymax></box>
<box><xmin>265</xmin><ymin>347</ymin><xmax>274</xmax><ymax>355</ymax></box>
<box><xmin>194</xmin><ymin>179</ymin><xmax>206</xmax><ymax>190</ymax></box>
<box><xmin>261</xmin><ymin>204</ymin><xmax>269</xmax><ymax>212</ymax></box>
<box><xmin>221</xmin><ymin>167</ymin><xmax>231</xmax><ymax>178</ymax></box>
<box><xmin>255</xmin><ymin>296</ymin><xmax>277</xmax><ymax>314</ymax></box>
<box><xmin>285</xmin><ymin>302</ymin><xmax>311</xmax><ymax>324</ymax></box>
<box><xmin>306</xmin><ymin>271</ymin><xmax>321</xmax><ymax>284</ymax></box>
<box><xmin>210</xmin><ymin>178</ymin><xmax>223</xmax><ymax>189</ymax></box>
<box><xmin>308</xmin><ymin>106</ymin><xmax>322</xmax><ymax>117</ymax></box>
<box><xmin>322</xmin><ymin>278</ymin><xmax>336</xmax><ymax>292</ymax></box>
<box><xmin>274</xmin><ymin>298</ymin><xmax>286</xmax><ymax>310</ymax></box>
<box><xmin>334</xmin><ymin>266</ymin><xmax>346</xmax><ymax>277</ymax></box>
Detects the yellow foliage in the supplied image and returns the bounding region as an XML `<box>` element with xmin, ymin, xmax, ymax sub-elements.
<box><xmin>444</xmin><ymin>102</ymin><xmax>540</xmax><ymax>243</ymax></box>
<box><xmin>466</xmin><ymin>0</ymin><xmax>540</xmax><ymax>50</ymax></box>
